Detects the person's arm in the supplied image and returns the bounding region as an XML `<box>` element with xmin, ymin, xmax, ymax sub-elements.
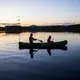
<box><xmin>32</xmin><ymin>37</ymin><xmax>43</xmax><ymax>42</ymax></box>
<box><xmin>32</xmin><ymin>37</ymin><xmax>37</xmax><ymax>41</ymax></box>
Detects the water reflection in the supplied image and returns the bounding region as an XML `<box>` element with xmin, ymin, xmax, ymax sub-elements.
<box><xmin>29</xmin><ymin>48</ymin><xmax>52</xmax><ymax>59</ymax></box>
<box><xmin>0</xmin><ymin>32</ymin><xmax>79</xmax><ymax>79</ymax></box>
<box><xmin>21</xmin><ymin>46</ymin><xmax>67</xmax><ymax>59</ymax></box>
<box><xmin>47</xmin><ymin>49</ymin><xmax>52</xmax><ymax>56</ymax></box>
<box><xmin>29</xmin><ymin>48</ymin><xmax>37</xmax><ymax>59</ymax></box>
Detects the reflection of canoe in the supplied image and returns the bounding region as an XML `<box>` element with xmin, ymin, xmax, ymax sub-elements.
<box><xmin>19</xmin><ymin>40</ymin><xmax>67</xmax><ymax>50</ymax></box>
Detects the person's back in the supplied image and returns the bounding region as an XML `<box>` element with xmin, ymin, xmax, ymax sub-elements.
<box><xmin>29</xmin><ymin>33</ymin><xmax>37</xmax><ymax>44</ymax></box>
<box><xmin>47</xmin><ymin>35</ymin><xmax>53</xmax><ymax>43</ymax></box>
<box><xmin>29</xmin><ymin>35</ymin><xmax>33</xmax><ymax>44</ymax></box>
<box><xmin>29</xmin><ymin>33</ymin><xmax>43</xmax><ymax>44</ymax></box>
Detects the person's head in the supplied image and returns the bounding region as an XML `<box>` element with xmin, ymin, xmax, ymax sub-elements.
<box><xmin>30</xmin><ymin>33</ymin><xmax>33</xmax><ymax>37</ymax></box>
<box><xmin>48</xmin><ymin>35</ymin><xmax>51</xmax><ymax>39</ymax></box>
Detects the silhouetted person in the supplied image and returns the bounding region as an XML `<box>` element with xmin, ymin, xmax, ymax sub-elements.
<box><xmin>47</xmin><ymin>35</ymin><xmax>53</xmax><ymax>43</ymax></box>
<box><xmin>29</xmin><ymin>33</ymin><xmax>42</xmax><ymax>44</ymax></box>
<box><xmin>47</xmin><ymin>49</ymin><xmax>51</xmax><ymax>56</ymax></box>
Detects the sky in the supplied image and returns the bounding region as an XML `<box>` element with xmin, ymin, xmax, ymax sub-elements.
<box><xmin>0</xmin><ymin>0</ymin><xmax>80</xmax><ymax>26</ymax></box>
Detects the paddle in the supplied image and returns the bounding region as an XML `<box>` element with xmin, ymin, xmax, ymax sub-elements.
<box><xmin>36</xmin><ymin>39</ymin><xmax>43</xmax><ymax>42</ymax></box>
<box><xmin>33</xmin><ymin>40</ymin><xmax>43</xmax><ymax>54</ymax></box>
<box><xmin>52</xmin><ymin>38</ymin><xmax>54</xmax><ymax>41</ymax></box>
<box><xmin>52</xmin><ymin>38</ymin><xmax>54</xmax><ymax>42</ymax></box>
<box><xmin>38</xmin><ymin>40</ymin><xmax>44</xmax><ymax>47</ymax></box>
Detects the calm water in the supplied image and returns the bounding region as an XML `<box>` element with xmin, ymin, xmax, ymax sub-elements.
<box><xmin>0</xmin><ymin>32</ymin><xmax>79</xmax><ymax>80</ymax></box>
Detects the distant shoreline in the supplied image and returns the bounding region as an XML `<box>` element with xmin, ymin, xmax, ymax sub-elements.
<box><xmin>0</xmin><ymin>24</ymin><xmax>80</xmax><ymax>33</ymax></box>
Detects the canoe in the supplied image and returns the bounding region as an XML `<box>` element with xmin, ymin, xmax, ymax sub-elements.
<box><xmin>19</xmin><ymin>40</ymin><xmax>67</xmax><ymax>50</ymax></box>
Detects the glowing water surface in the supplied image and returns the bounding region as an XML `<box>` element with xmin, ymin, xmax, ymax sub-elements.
<box><xmin>0</xmin><ymin>32</ymin><xmax>79</xmax><ymax>80</ymax></box>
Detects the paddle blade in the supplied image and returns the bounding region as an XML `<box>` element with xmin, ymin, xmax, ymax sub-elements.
<box><xmin>39</xmin><ymin>40</ymin><xmax>43</xmax><ymax>42</ymax></box>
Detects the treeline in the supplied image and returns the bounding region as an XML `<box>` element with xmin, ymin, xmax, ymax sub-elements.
<box><xmin>22</xmin><ymin>24</ymin><xmax>80</xmax><ymax>32</ymax></box>
<box><xmin>0</xmin><ymin>24</ymin><xmax>80</xmax><ymax>33</ymax></box>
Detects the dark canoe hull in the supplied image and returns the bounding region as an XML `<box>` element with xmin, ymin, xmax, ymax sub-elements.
<box><xmin>19</xmin><ymin>40</ymin><xmax>68</xmax><ymax>50</ymax></box>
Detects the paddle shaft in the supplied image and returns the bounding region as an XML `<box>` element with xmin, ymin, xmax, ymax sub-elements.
<box><xmin>52</xmin><ymin>38</ymin><xmax>54</xmax><ymax>41</ymax></box>
<box><xmin>34</xmin><ymin>40</ymin><xmax>43</xmax><ymax>54</ymax></box>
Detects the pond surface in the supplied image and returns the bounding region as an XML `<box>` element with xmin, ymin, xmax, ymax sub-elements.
<box><xmin>0</xmin><ymin>32</ymin><xmax>79</xmax><ymax>80</ymax></box>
